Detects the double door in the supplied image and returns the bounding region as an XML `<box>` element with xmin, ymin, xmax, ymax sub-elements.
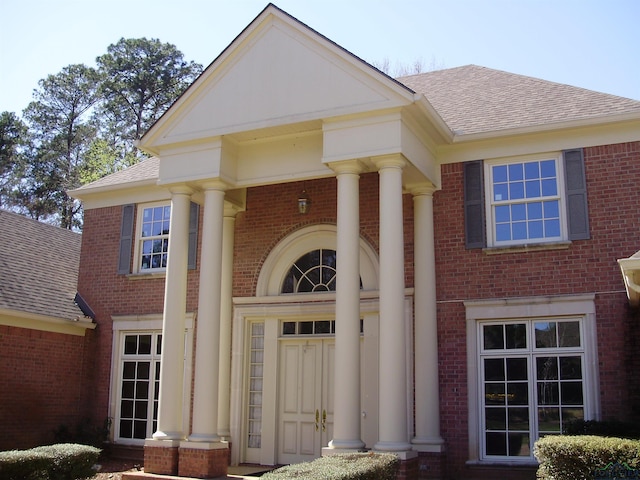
<box><xmin>277</xmin><ymin>338</ymin><xmax>334</xmax><ymax>465</ymax></box>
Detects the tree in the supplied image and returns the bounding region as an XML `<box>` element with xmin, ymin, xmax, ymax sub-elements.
<box><xmin>371</xmin><ymin>56</ymin><xmax>445</xmax><ymax>77</ymax></box>
<box><xmin>0</xmin><ymin>111</ymin><xmax>27</xmax><ymax>206</ymax></box>
<box><xmin>96</xmin><ymin>37</ymin><xmax>202</xmax><ymax>165</ymax></box>
<box><xmin>18</xmin><ymin>64</ymin><xmax>101</xmax><ymax>228</ymax></box>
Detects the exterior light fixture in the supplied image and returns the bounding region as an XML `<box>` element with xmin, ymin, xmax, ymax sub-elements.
<box><xmin>298</xmin><ymin>190</ymin><xmax>311</xmax><ymax>214</ymax></box>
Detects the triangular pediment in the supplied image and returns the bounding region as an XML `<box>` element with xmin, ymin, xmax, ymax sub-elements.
<box><xmin>141</xmin><ymin>4</ymin><xmax>414</xmax><ymax>151</ymax></box>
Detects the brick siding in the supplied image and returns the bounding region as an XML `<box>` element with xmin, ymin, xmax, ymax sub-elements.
<box><xmin>0</xmin><ymin>325</ymin><xmax>91</xmax><ymax>450</ymax></box>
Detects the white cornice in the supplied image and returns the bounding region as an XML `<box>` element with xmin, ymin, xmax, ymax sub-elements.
<box><xmin>0</xmin><ymin>309</ymin><xmax>96</xmax><ymax>336</ymax></box>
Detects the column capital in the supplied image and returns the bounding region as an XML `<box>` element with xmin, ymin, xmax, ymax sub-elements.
<box><xmin>408</xmin><ymin>183</ymin><xmax>437</xmax><ymax>197</ymax></box>
<box><xmin>169</xmin><ymin>184</ymin><xmax>195</xmax><ymax>196</ymax></box>
<box><xmin>200</xmin><ymin>179</ymin><xmax>230</xmax><ymax>192</ymax></box>
<box><xmin>328</xmin><ymin>159</ymin><xmax>365</xmax><ymax>175</ymax></box>
<box><xmin>372</xmin><ymin>154</ymin><xmax>406</xmax><ymax>171</ymax></box>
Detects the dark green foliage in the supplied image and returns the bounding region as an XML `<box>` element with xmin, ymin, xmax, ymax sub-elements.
<box><xmin>564</xmin><ymin>419</ymin><xmax>640</xmax><ymax>439</ymax></box>
<box><xmin>0</xmin><ymin>443</ymin><xmax>101</xmax><ymax>480</ymax></box>
<box><xmin>53</xmin><ymin>417</ymin><xmax>112</xmax><ymax>448</ymax></box>
<box><xmin>261</xmin><ymin>452</ymin><xmax>399</xmax><ymax>480</ymax></box>
<box><xmin>534</xmin><ymin>435</ymin><xmax>640</xmax><ymax>480</ymax></box>
<box><xmin>4</xmin><ymin>37</ymin><xmax>203</xmax><ymax>230</ymax></box>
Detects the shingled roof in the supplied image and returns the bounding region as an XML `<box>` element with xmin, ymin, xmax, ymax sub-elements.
<box><xmin>0</xmin><ymin>210</ymin><xmax>87</xmax><ymax>322</ymax></box>
<box><xmin>399</xmin><ymin>65</ymin><xmax>640</xmax><ymax>136</ymax></box>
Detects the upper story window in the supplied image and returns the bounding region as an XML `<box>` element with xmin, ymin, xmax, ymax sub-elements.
<box><xmin>488</xmin><ymin>157</ymin><xmax>563</xmax><ymax>246</ymax></box>
<box><xmin>464</xmin><ymin>149</ymin><xmax>589</xmax><ymax>249</ymax></box>
<box><xmin>139</xmin><ymin>204</ymin><xmax>171</xmax><ymax>271</ymax></box>
<box><xmin>118</xmin><ymin>201</ymin><xmax>199</xmax><ymax>275</ymax></box>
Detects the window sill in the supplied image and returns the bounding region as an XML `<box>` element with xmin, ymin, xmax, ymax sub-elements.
<box><xmin>483</xmin><ymin>241</ymin><xmax>571</xmax><ymax>255</ymax></box>
<box><xmin>126</xmin><ymin>272</ymin><xmax>166</xmax><ymax>280</ymax></box>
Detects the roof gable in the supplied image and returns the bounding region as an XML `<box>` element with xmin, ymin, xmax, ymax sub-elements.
<box><xmin>141</xmin><ymin>4</ymin><xmax>414</xmax><ymax>152</ymax></box>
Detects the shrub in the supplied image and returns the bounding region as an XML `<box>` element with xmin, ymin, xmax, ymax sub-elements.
<box><xmin>564</xmin><ymin>419</ymin><xmax>640</xmax><ymax>439</ymax></box>
<box><xmin>261</xmin><ymin>452</ymin><xmax>399</xmax><ymax>480</ymax></box>
<box><xmin>0</xmin><ymin>443</ymin><xmax>101</xmax><ymax>480</ymax></box>
<box><xmin>534</xmin><ymin>435</ymin><xmax>640</xmax><ymax>480</ymax></box>
<box><xmin>53</xmin><ymin>417</ymin><xmax>112</xmax><ymax>448</ymax></box>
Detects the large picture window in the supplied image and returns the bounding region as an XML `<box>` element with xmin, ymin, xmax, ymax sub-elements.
<box><xmin>117</xmin><ymin>332</ymin><xmax>162</xmax><ymax>441</ymax></box>
<box><xmin>479</xmin><ymin>319</ymin><xmax>585</xmax><ymax>459</ymax></box>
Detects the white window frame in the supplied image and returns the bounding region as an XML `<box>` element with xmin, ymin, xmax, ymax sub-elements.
<box><xmin>110</xmin><ymin>314</ymin><xmax>194</xmax><ymax>445</ymax></box>
<box><xmin>465</xmin><ymin>294</ymin><xmax>600</xmax><ymax>465</ymax></box>
<box><xmin>133</xmin><ymin>201</ymin><xmax>171</xmax><ymax>274</ymax></box>
<box><xmin>484</xmin><ymin>153</ymin><xmax>568</xmax><ymax>248</ymax></box>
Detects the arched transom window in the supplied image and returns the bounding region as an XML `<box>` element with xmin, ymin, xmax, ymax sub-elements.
<box><xmin>281</xmin><ymin>249</ymin><xmax>364</xmax><ymax>294</ymax></box>
<box><xmin>281</xmin><ymin>249</ymin><xmax>337</xmax><ymax>293</ymax></box>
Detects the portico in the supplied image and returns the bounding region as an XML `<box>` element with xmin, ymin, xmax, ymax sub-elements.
<box><xmin>137</xmin><ymin>4</ymin><xmax>447</xmax><ymax>478</ymax></box>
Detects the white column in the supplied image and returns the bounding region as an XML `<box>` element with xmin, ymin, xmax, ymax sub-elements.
<box><xmin>411</xmin><ymin>185</ymin><xmax>445</xmax><ymax>451</ymax></box>
<box><xmin>217</xmin><ymin>205</ymin><xmax>238</xmax><ymax>439</ymax></box>
<box><xmin>373</xmin><ymin>155</ymin><xmax>412</xmax><ymax>452</ymax></box>
<box><xmin>153</xmin><ymin>186</ymin><xmax>193</xmax><ymax>441</ymax></box>
<box><xmin>189</xmin><ymin>183</ymin><xmax>226</xmax><ymax>442</ymax></box>
<box><xmin>328</xmin><ymin>160</ymin><xmax>365</xmax><ymax>451</ymax></box>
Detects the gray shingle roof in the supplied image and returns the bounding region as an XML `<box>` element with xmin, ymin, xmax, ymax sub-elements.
<box><xmin>0</xmin><ymin>210</ymin><xmax>85</xmax><ymax>321</ymax></box>
<box><xmin>72</xmin><ymin>156</ymin><xmax>159</xmax><ymax>192</ymax></box>
<box><xmin>398</xmin><ymin>65</ymin><xmax>640</xmax><ymax>136</ymax></box>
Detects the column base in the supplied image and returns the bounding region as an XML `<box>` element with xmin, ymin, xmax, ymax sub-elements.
<box><xmin>144</xmin><ymin>439</ymin><xmax>180</xmax><ymax>476</ymax></box>
<box><xmin>416</xmin><ymin>450</ymin><xmax>446</xmax><ymax>480</ymax></box>
<box><xmin>178</xmin><ymin>441</ymin><xmax>229</xmax><ymax>478</ymax></box>
<box><xmin>412</xmin><ymin>435</ymin><xmax>445</xmax><ymax>453</ymax></box>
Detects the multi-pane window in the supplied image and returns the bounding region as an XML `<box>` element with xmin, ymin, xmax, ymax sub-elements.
<box><xmin>139</xmin><ymin>204</ymin><xmax>171</xmax><ymax>271</ymax></box>
<box><xmin>118</xmin><ymin>333</ymin><xmax>162</xmax><ymax>442</ymax></box>
<box><xmin>480</xmin><ymin>319</ymin><xmax>584</xmax><ymax>459</ymax></box>
<box><xmin>488</xmin><ymin>158</ymin><xmax>563</xmax><ymax>245</ymax></box>
<box><xmin>247</xmin><ymin>323</ymin><xmax>264</xmax><ymax>449</ymax></box>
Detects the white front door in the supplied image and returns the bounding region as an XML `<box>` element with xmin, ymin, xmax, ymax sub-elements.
<box><xmin>277</xmin><ymin>338</ymin><xmax>334</xmax><ymax>465</ymax></box>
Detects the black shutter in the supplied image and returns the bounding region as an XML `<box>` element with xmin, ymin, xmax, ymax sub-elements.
<box><xmin>464</xmin><ymin>160</ymin><xmax>486</xmax><ymax>249</ymax></box>
<box><xmin>118</xmin><ymin>204</ymin><xmax>135</xmax><ymax>274</ymax></box>
<box><xmin>187</xmin><ymin>202</ymin><xmax>200</xmax><ymax>270</ymax></box>
<box><xmin>563</xmin><ymin>149</ymin><xmax>590</xmax><ymax>240</ymax></box>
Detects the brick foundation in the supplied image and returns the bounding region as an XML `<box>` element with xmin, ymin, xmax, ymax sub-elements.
<box><xmin>397</xmin><ymin>455</ymin><xmax>419</xmax><ymax>480</ymax></box>
<box><xmin>417</xmin><ymin>451</ymin><xmax>445</xmax><ymax>479</ymax></box>
<box><xmin>144</xmin><ymin>444</ymin><xmax>179</xmax><ymax>476</ymax></box>
<box><xmin>178</xmin><ymin>445</ymin><xmax>229</xmax><ymax>478</ymax></box>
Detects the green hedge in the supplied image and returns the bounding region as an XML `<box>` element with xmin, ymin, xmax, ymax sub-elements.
<box><xmin>534</xmin><ymin>435</ymin><xmax>640</xmax><ymax>480</ymax></box>
<box><xmin>261</xmin><ymin>452</ymin><xmax>399</xmax><ymax>480</ymax></box>
<box><xmin>0</xmin><ymin>443</ymin><xmax>101</xmax><ymax>480</ymax></box>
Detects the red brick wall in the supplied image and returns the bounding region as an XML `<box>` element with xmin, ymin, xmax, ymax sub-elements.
<box><xmin>0</xmin><ymin>325</ymin><xmax>91</xmax><ymax>450</ymax></box>
<box><xmin>433</xmin><ymin>141</ymin><xmax>640</xmax><ymax>478</ymax></box>
<box><xmin>232</xmin><ymin>173</ymin><xmax>403</xmax><ymax>297</ymax></box>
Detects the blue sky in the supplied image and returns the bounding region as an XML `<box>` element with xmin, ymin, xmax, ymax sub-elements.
<box><xmin>1</xmin><ymin>0</ymin><xmax>639</xmax><ymax>116</ymax></box>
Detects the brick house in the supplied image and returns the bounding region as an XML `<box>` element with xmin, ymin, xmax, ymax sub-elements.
<box><xmin>0</xmin><ymin>210</ymin><xmax>96</xmax><ymax>451</ymax></box>
<box><xmin>67</xmin><ymin>4</ymin><xmax>640</xmax><ymax>479</ymax></box>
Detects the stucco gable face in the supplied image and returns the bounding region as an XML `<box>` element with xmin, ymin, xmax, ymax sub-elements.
<box><xmin>141</xmin><ymin>7</ymin><xmax>413</xmax><ymax>153</ymax></box>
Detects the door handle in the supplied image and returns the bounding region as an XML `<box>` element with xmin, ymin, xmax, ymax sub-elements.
<box><xmin>315</xmin><ymin>409</ymin><xmax>319</xmax><ymax>431</ymax></box>
<box><xmin>322</xmin><ymin>409</ymin><xmax>327</xmax><ymax>432</ymax></box>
